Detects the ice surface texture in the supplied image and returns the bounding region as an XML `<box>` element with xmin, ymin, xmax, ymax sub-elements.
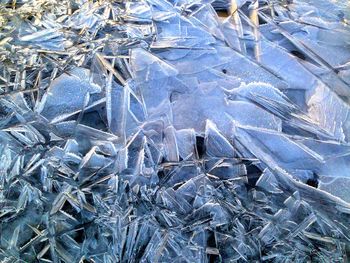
<box><xmin>0</xmin><ymin>0</ymin><xmax>350</xmax><ymax>262</ymax></box>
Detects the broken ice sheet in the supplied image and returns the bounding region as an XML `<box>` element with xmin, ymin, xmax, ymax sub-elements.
<box><xmin>36</xmin><ymin>68</ymin><xmax>102</xmax><ymax>123</ymax></box>
<box><xmin>18</xmin><ymin>27</ymin><xmax>65</xmax><ymax>51</ymax></box>
<box><xmin>1</xmin><ymin>0</ymin><xmax>350</xmax><ymax>262</ymax></box>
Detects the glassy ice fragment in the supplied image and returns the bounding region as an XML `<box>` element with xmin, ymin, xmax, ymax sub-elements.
<box><xmin>37</xmin><ymin>68</ymin><xmax>101</xmax><ymax>123</ymax></box>
<box><xmin>205</xmin><ymin>120</ymin><xmax>234</xmax><ymax>158</ymax></box>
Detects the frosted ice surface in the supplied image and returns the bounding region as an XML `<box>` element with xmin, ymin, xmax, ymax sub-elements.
<box><xmin>36</xmin><ymin>68</ymin><xmax>101</xmax><ymax>123</ymax></box>
<box><xmin>1</xmin><ymin>0</ymin><xmax>350</xmax><ymax>262</ymax></box>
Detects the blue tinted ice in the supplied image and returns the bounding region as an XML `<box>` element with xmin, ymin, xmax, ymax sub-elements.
<box><xmin>1</xmin><ymin>0</ymin><xmax>350</xmax><ymax>262</ymax></box>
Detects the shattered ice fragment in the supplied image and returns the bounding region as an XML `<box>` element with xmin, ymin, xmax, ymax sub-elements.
<box><xmin>36</xmin><ymin>68</ymin><xmax>101</xmax><ymax>123</ymax></box>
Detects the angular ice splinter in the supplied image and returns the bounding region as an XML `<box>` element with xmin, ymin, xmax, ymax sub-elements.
<box><xmin>36</xmin><ymin>68</ymin><xmax>101</xmax><ymax>123</ymax></box>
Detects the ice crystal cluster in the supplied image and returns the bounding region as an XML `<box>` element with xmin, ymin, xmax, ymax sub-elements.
<box><xmin>1</xmin><ymin>0</ymin><xmax>350</xmax><ymax>262</ymax></box>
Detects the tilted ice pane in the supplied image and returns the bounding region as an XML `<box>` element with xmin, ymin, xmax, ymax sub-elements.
<box><xmin>226</xmin><ymin>101</ymin><xmax>282</xmax><ymax>131</ymax></box>
<box><xmin>318</xmin><ymin>176</ymin><xmax>350</xmax><ymax>203</ymax></box>
<box><xmin>175</xmin><ymin>129</ymin><xmax>197</xmax><ymax>160</ymax></box>
<box><xmin>233</xmin><ymin>124</ymin><xmax>324</xmax><ymax>171</ymax></box>
<box><xmin>152</xmin><ymin>13</ymin><xmax>216</xmax><ymax>48</ymax></box>
<box><xmin>131</xmin><ymin>48</ymin><xmax>178</xmax><ymax>81</ymax></box>
<box><xmin>205</xmin><ymin>120</ymin><xmax>235</xmax><ymax>158</ymax></box>
<box><xmin>306</xmin><ymin>83</ymin><xmax>350</xmax><ymax>141</ymax></box>
<box><xmin>36</xmin><ymin>68</ymin><xmax>101</xmax><ymax>123</ymax></box>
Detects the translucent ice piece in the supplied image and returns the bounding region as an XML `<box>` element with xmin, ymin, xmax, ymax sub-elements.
<box><xmin>175</xmin><ymin>129</ymin><xmax>197</xmax><ymax>160</ymax></box>
<box><xmin>233</xmin><ymin>124</ymin><xmax>324</xmax><ymax>171</ymax></box>
<box><xmin>36</xmin><ymin>68</ymin><xmax>101</xmax><ymax>123</ymax></box>
<box><xmin>205</xmin><ymin>120</ymin><xmax>235</xmax><ymax>158</ymax></box>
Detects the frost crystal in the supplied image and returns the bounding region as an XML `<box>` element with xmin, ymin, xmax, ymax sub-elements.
<box><xmin>0</xmin><ymin>0</ymin><xmax>350</xmax><ymax>262</ymax></box>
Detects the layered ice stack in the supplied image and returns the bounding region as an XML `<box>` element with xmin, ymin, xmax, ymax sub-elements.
<box><xmin>0</xmin><ymin>0</ymin><xmax>350</xmax><ymax>262</ymax></box>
